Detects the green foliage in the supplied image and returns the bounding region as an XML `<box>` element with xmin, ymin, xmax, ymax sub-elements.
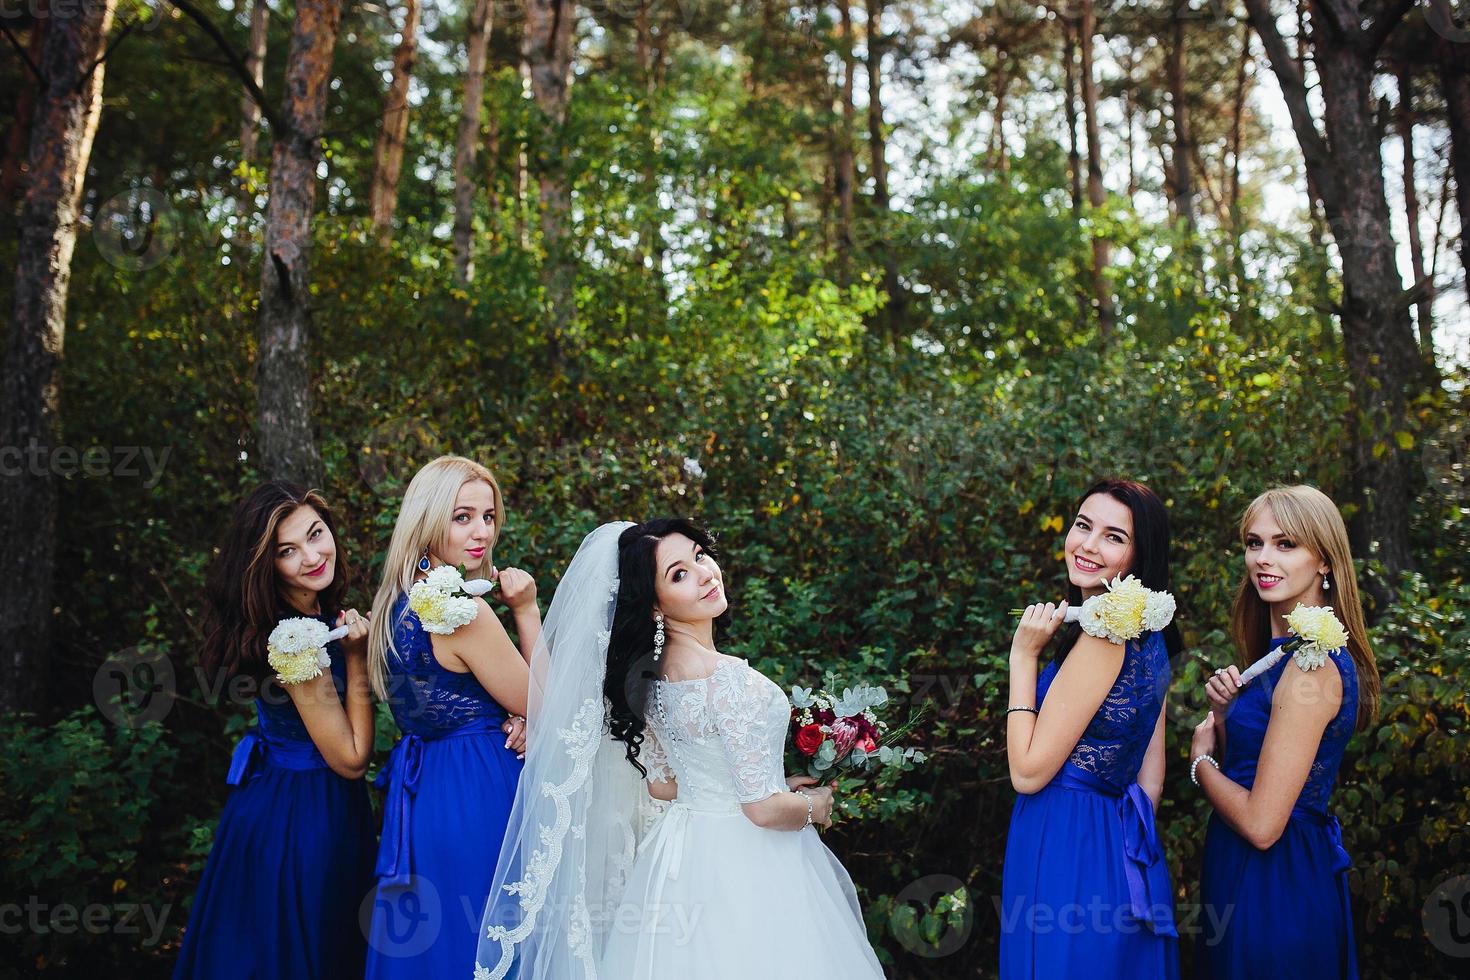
<box><xmin>1</xmin><ymin>3</ymin><xmax>1464</xmax><ymax>977</ymax></box>
<box><xmin>0</xmin><ymin>711</ymin><xmax>188</xmax><ymax>976</ymax></box>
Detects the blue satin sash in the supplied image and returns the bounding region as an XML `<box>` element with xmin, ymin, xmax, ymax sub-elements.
<box><xmin>373</xmin><ymin>717</ymin><xmax>505</xmax><ymax>888</ymax></box>
<box><xmin>1051</xmin><ymin>762</ymin><xmax>1178</xmax><ymax>937</ymax></box>
<box><xmin>225</xmin><ymin>729</ymin><xmax>331</xmax><ymax>785</ymax></box>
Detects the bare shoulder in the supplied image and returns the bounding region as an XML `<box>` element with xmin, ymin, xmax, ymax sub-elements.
<box><xmin>1054</xmin><ymin>632</ymin><xmax>1127</xmax><ymax>681</ymax></box>
<box><xmin>1274</xmin><ymin>654</ymin><xmax>1343</xmax><ymax>720</ymax></box>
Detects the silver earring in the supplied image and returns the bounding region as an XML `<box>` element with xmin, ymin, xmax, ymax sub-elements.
<box><xmin>1322</xmin><ymin>573</ymin><xmax>1330</xmax><ymax>592</ymax></box>
<box><xmin>418</xmin><ymin>549</ymin><xmax>432</xmax><ymax>573</ymax></box>
<box><xmin>653</xmin><ymin>612</ymin><xmax>665</xmax><ymax>662</ymax></box>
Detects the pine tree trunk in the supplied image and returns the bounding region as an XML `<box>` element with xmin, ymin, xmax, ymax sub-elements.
<box><xmin>1</xmin><ymin>0</ymin><xmax>118</xmax><ymax>715</ymax></box>
<box><xmin>370</xmin><ymin>0</ymin><xmax>420</xmax><ymax>246</ymax></box>
<box><xmin>486</xmin><ymin>96</ymin><xmax>501</xmax><ymax>246</ymax></box>
<box><xmin>515</xmin><ymin>56</ymin><xmax>530</xmax><ymax>249</ymax></box>
<box><xmin>1438</xmin><ymin>40</ymin><xmax>1470</xmax><ymax>302</ymax></box>
<box><xmin>453</xmin><ymin>0</ymin><xmax>493</xmax><ymax>286</ymax></box>
<box><xmin>1396</xmin><ymin>66</ymin><xmax>1434</xmax><ymax>365</ymax></box>
<box><xmin>835</xmin><ymin>0</ymin><xmax>856</xmax><ymax>270</ymax></box>
<box><xmin>523</xmin><ymin>0</ymin><xmax>577</xmax><ymax>345</ymax></box>
<box><xmin>255</xmin><ymin>0</ymin><xmax>341</xmax><ymax>486</ymax></box>
<box><xmin>1228</xmin><ymin>22</ymin><xmax>1250</xmax><ymax>306</ymax></box>
<box><xmin>239</xmin><ymin>0</ymin><xmax>270</xmax><ymax>165</ymax></box>
<box><xmin>633</xmin><ymin>1</ymin><xmax>668</xmax><ymax>307</ymax></box>
<box><xmin>0</xmin><ymin>6</ymin><xmax>48</xmax><ymax>207</ymax></box>
<box><xmin>1244</xmin><ymin>0</ymin><xmax>1421</xmax><ymax>579</ymax></box>
<box><xmin>1167</xmin><ymin>0</ymin><xmax>1194</xmax><ymax>232</ymax></box>
<box><xmin>1078</xmin><ymin>0</ymin><xmax>1114</xmax><ymax>338</ymax></box>
<box><xmin>866</xmin><ymin>0</ymin><xmax>901</xmax><ymax>331</ymax></box>
<box><xmin>990</xmin><ymin>60</ymin><xmax>1010</xmax><ymax>176</ymax></box>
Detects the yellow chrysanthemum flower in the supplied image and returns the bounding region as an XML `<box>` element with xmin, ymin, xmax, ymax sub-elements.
<box><xmin>1285</xmin><ymin>604</ymin><xmax>1349</xmax><ymax>670</ymax></box>
<box><xmin>266</xmin><ymin>617</ymin><xmax>331</xmax><ymax>685</ymax></box>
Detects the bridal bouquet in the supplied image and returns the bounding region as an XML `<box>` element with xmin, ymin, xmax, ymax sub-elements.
<box><xmin>409</xmin><ymin>564</ymin><xmax>496</xmax><ymax>635</ymax></box>
<box><xmin>787</xmin><ymin>682</ymin><xmax>927</xmax><ymax>784</ymax></box>
<box><xmin>1238</xmin><ymin>604</ymin><xmax>1349</xmax><ymax>683</ymax></box>
<box><xmin>1010</xmin><ymin>574</ymin><xmax>1176</xmax><ymax>645</ymax></box>
<box><xmin>267</xmin><ymin>617</ymin><xmax>347</xmax><ymax>685</ymax></box>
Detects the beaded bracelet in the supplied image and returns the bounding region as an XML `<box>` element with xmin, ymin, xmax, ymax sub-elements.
<box><xmin>796</xmin><ymin>789</ymin><xmax>814</xmax><ymax>827</ymax></box>
<box><xmin>1190</xmin><ymin>754</ymin><xmax>1220</xmax><ymax>786</ymax></box>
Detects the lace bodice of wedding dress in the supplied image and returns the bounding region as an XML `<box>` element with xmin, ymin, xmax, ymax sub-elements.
<box><xmin>598</xmin><ymin>653</ymin><xmax>888</xmax><ymax>978</ymax></box>
<box><xmin>640</xmin><ymin>656</ymin><xmax>789</xmax><ymax>809</ymax></box>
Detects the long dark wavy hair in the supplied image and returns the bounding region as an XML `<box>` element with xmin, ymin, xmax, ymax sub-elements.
<box><xmin>604</xmin><ymin>518</ymin><xmax>732</xmax><ymax>777</ymax></box>
<box><xmin>200</xmin><ymin>481</ymin><xmax>349</xmax><ymax>683</ymax></box>
<box><xmin>1054</xmin><ymin>478</ymin><xmax>1183</xmax><ymax>662</ymax></box>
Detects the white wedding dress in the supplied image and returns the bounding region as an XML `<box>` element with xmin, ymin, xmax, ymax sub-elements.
<box><xmin>474</xmin><ymin>524</ymin><xmax>885</xmax><ymax>980</ymax></box>
<box><xmin>599</xmin><ymin>655</ymin><xmax>886</xmax><ymax>977</ymax></box>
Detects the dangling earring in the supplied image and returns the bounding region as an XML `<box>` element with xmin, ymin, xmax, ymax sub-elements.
<box><xmin>652</xmin><ymin>612</ymin><xmax>666</xmax><ymax>662</ymax></box>
<box><xmin>1322</xmin><ymin>572</ymin><xmax>1331</xmax><ymax>592</ymax></box>
<box><xmin>418</xmin><ymin>549</ymin><xmax>432</xmax><ymax>573</ymax></box>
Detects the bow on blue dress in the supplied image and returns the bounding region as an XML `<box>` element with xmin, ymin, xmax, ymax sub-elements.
<box><xmin>1054</xmin><ymin>762</ymin><xmax>1179</xmax><ymax>937</ymax></box>
<box><xmin>374</xmin><ymin>718</ymin><xmax>504</xmax><ymax>888</ymax></box>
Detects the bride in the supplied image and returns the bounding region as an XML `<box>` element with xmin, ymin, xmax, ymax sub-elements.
<box><xmin>474</xmin><ymin>519</ymin><xmax>886</xmax><ymax>978</ymax></box>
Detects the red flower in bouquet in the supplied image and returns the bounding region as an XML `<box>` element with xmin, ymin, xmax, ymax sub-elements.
<box><xmin>795</xmin><ymin>724</ymin><xmax>827</xmax><ymax>757</ymax></box>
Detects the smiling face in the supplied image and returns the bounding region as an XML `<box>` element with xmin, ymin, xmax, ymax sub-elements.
<box><xmin>274</xmin><ymin>504</ymin><xmax>336</xmax><ymax>596</ymax></box>
<box><xmin>443</xmin><ymin>479</ymin><xmax>497</xmax><ymax>572</ymax></box>
<box><xmin>652</xmin><ymin>532</ymin><xmax>728</xmax><ymax>624</ymax></box>
<box><xmin>1244</xmin><ymin>503</ymin><xmax>1329</xmax><ymax>607</ymax></box>
<box><xmin>1063</xmin><ymin>492</ymin><xmax>1137</xmax><ymax>595</ymax></box>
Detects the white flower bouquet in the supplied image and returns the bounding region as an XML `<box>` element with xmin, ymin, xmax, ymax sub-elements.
<box><xmin>1238</xmin><ymin>603</ymin><xmax>1349</xmax><ymax>684</ymax></box>
<box><xmin>1010</xmin><ymin>574</ymin><xmax>1176</xmax><ymax>645</ymax></box>
<box><xmin>267</xmin><ymin>617</ymin><xmax>348</xmax><ymax>685</ymax></box>
<box><xmin>409</xmin><ymin>564</ymin><xmax>496</xmax><ymax>635</ymax></box>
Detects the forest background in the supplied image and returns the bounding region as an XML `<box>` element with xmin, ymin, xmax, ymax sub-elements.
<box><xmin>2</xmin><ymin>0</ymin><xmax>1469</xmax><ymax>975</ymax></box>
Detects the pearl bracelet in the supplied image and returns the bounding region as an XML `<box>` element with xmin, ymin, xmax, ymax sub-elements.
<box><xmin>796</xmin><ymin>789</ymin><xmax>814</xmax><ymax>828</ymax></box>
<box><xmin>1190</xmin><ymin>754</ymin><xmax>1219</xmax><ymax>786</ymax></box>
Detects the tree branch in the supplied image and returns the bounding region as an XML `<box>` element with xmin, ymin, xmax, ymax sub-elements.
<box><xmin>1243</xmin><ymin>0</ymin><xmax>1340</xmax><ymax>203</ymax></box>
<box><xmin>0</xmin><ymin>24</ymin><xmax>44</xmax><ymax>85</ymax></box>
<box><xmin>163</xmin><ymin>0</ymin><xmax>287</xmax><ymax>137</ymax></box>
<box><xmin>73</xmin><ymin>17</ymin><xmax>139</xmax><ymax>94</ymax></box>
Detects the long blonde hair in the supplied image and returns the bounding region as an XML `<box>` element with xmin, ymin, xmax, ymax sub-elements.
<box><xmin>368</xmin><ymin>455</ymin><xmax>505</xmax><ymax>699</ymax></box>
<box><xmin>1229</xmin><ymin>485</ymin><xmax>1380</xmax><ymax>730</ymax></box>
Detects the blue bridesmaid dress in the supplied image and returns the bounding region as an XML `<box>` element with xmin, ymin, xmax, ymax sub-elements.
<box><xmin>173</xmin><ymin>612</ymin><xmax>376</xmax><ymax>980</ymax></box>
<box><xmin>1198</xmin><ymin>636</ymin><xmax>1359</xmax><ymax>978</ymax></box>
<box><xmin>364</xmin><ymin>593</ymin><xmax>524</xmax><ymax>977</ymax></box>
<box><xmin>1000</xmin><ymin>629</ymin><xmax>1179</xmax><ymax>979</ymax></box>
